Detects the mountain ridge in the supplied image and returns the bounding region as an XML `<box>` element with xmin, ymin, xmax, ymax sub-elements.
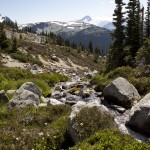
<box><xmin>22</xmin><ymin>19</ymin><xmax>112</xmax><ymax>53</ymax></box>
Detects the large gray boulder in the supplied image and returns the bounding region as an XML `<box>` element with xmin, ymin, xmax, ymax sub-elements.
<box><xmin>126</xmin><ymin>93</ymin><xmax>150</xmax><ymax>136</ymax></box>
<box><xmin>103</xmin><ymin>77</ymin><xmax>140</xmax><ymax>108</ymax></box>
<box><xmin>0</xmin><ymin>90</ymin><xmax>9</xmax><ymax>103</ymax></box>
<box><xmin>67</xmin><ymin>101</ymin><xmax>109</xmax><ymax>144</ymax></box>
<box><xmin>8</xmin><ymin>82</ymin><xmax>42</xmax><ymax>108</ymax></box>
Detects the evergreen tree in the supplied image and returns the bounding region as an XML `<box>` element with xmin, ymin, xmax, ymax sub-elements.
<box><xmin>106</xmin><ymin>0</ymin><xmax>125</xmax><ymax>70</ymax></box>
<box><xmin>0</xmin><ymin>23</ymin><xmax>10</xmax><ymax>49</ymax></box>
<box><xmin>88</xmin><ymin>40</ymin><xmax>93</xmax><ymax>53</ymax></box>
<box><xmin>11</xmin><ymin>37</ymin><xmax>17</xmax><ymax>53</ymax></box>
<box><xmin>78</xmin><ymin>42</ymin><xmax>82</xmax><ymax>53</ymax></box>
<box><xmin>145</xmin><ymin>0</ymin><xmax>150</xmax><ymax>38</ymax></box>
<box><xmin>125</xmin><ymin>0</ymin><xmax>141</xmax><ymax>58</ymax></box>
<box><xmin>140</xmin><ymin>6</ymin><xmax>144</xmax><ymax>45</ymax></box>
<box><xmin>14</xmin><ymin>21</ymin><xmax>18</xmax><ymax>31</ymax></box>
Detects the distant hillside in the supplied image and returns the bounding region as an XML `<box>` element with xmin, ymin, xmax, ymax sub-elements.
<box><xmin>22</xmin><ymin>21</ymin><xmax>112</xmax><ymax>53</ymax></box>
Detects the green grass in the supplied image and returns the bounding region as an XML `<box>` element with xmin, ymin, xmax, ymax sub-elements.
<box><xmin>10</xmin><ymin>51</ymin><xmax>43</xmax><ymax>66</ymax></box>
<box><xmin>70</xmin><ymin>129</ymin><xmax>150</xmax><ymax>150</ymax></box>
<box><xmin>0</xmin><ymin>104</ymin><xmax>71</xmax><ymax>150</ymax></box>
<box><xmin>0</xmin><ymin>68</ymin><xmax>69</xmax><ymax>97</ymax></box>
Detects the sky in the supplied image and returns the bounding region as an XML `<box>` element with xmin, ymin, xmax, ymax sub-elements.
<box><xmin>0</xmin><ymin>0</ymin><xmax>147</xmax><ymax>24</ymax></box>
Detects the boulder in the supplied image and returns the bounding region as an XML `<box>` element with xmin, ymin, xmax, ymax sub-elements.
<box><xmin>30</xmin><ymin>64</ymin><xmax>43</xmax><ymax>74</ymax></box>
<box><xmin>31</xmin><ymin>64</ymin><xmax>40</xmax><ymax>70</ymax></box>
<box><xmin>47</xmin><ymin>98</ymin><xmax>63</xmax><ymax>105</ymax></box>
<box><xmin>126</xmin><ymin>93</ymin><xmax>150</xmax><ymax>136</ymax></box>
<box><xmin>51</xmin><ymin>55</ymin><xmax>59</xmax><ymax>62</ymax></box>
<box><xmin>51</xmin><ymin>91</ymin><xmax>66</xmax><ymax>99</ymax></box>
<box><xmin>79</xmin><ymin>89</ymin><xmax>94</xmax><ymax>98</ymax></box>
<box><xmin>66</xmin><ymin>94</ymin><xmax>81</xmax><ymax>103</ymax></box>
<box><xmin>67</xmin><ymin>102</ymin><xmax>109</xmax><ymax>144</ymax></box>
<box><xmin>84</xmin><ymin>70</ymin><xmax>98</xmax><ymax>79</ymax></box>
<box><xmin>55</xmin><ymin>86</ymin><xmax>62</xmax><ymax>91</ymax></box>
<box><xmin>0</xmin><ymin>90</ymin><xmax>9</xmax><ymax>103</ymax></box>
<box><xmin>103</xmin><ymin>77</ymin><xmax>140</xmax><ymax>108</ymax></box>
<box><xmin>85</xmin><ymin>72</ymin><xmax>93</xmax><ymax>79</ymax></box>
<box><xmin>8</xmin><ymin>82</ymin><xmax>42</xmax><ymax>108</ymax></box>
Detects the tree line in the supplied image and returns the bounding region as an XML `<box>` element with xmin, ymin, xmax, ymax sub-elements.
<box><xmin>107</xmin><ymin>0</ymin><xmax>150</xmax><ymax>70</ymax></box>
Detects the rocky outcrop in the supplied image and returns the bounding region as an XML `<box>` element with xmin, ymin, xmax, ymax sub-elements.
<box><xmin>8</xmin><ymin>82</ymin><xmax>42</xmax><ymax>108</ymax></box>
<box><xmin>0</xmin><ymin>90</ymin><xmax>9</xmax><ymax>103</ymax></box>
<box><xmin>103</xmin><ymin>77</ymin><xmax>140</xmax><ymax>108</ymax></box>
<box><xmin>126</xmin><ymin>93</ymin><xmax>150</xmax><ymax>136</ymax></box>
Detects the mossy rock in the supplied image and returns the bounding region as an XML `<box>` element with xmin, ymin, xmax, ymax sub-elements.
<box><xmin>67</xmin><ymin>88</ymin><xmax>81</xmax><ymax>95</ymax></box>
<box><xmin>55</xmin><ymin>86</ymin><xmax>62</xmax><ymax>91</ymax></box>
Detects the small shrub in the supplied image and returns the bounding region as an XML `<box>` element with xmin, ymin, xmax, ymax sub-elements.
<box><xmin>71</xmin><ymin>106</ymin><xmax>116</xmax><ymax>142</ymax></box>
<box><xmin>129</xmin><ymin>77</ymin><xmax>150</xmax><ymax>96</ymax></box>
<box><xmin>107</xmin><ymin>66</ymin><xmax>137</xmax><ymax>79</ymax></box>
<box><xmin>10</xmin><ymin>51</ymin><xmax>43</xmax><ymax>66</ymax></box>
<box><xmin>90</xmin><ymin>74</ymin><xmax>111</xmax><ymax>92</ymax></box>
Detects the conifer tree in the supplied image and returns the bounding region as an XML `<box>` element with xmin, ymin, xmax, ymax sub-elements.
<box><xmin>125</xmin><ymin>0</ymin><xmax>141</xmax><ymax>58</ymax></box>
<box><xmin>140</xmin><ymin>6</ymin><xmax>144</xmax><ymax>45</ymax></box>
<box><xmin>11</xmin><ymin>37</ymin><xmax>17</xmax><ymax>53</ymax></box>
<box><xmin>106</xmin><ymin>0</ymin><xmax>125</xmax><ymax>70</ymax></box>
<box><xmin>145</xmin><ymin>0</ymin><xmax>150</xmax><ymax>38</ymax></box>
<box><xmin>0</xmin><ymin>23</ymin><xmax>10</xmax><ymax>49</ymax></box>
<box><xmin>88</xmin><ymin>40</ymin><xmax>93</xmax><ymax>53</ymax></box>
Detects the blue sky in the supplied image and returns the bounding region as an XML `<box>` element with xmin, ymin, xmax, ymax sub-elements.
<box><xmin>0</xmin><ymin>0</ymin><xmax>147</xmax><ymax>24</ymax></box>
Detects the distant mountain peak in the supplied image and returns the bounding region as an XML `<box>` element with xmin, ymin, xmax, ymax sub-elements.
<box><xmin>0</xmin><ymin>13</ymin><xmax>14</xmax><ymax>24</ymax></box>
<box><xmin>77</xmin><ymin>15</ymin><xmax>92</xmax><ymax>23</ymax></box>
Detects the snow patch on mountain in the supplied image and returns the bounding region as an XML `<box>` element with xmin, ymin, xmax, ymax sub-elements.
<box><xmin>76</xmin><ymin>15</ymin><xmax>114</xmax><ymax>30</ymax></box>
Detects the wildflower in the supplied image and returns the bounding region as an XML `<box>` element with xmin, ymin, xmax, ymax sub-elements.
<box><xmin>80</xmin><ymin>123</ymin><xmax>83</xmax><ymax>126</ymax></box>
<box><xmin>39</xmin><ymin>132</ymin><xmax>44</xmax><ymax>136</ymax></box>
<box><xmin>16</xmin><ymin>137</ymin><xmax>19</xmax><ymax>141</ymax></box>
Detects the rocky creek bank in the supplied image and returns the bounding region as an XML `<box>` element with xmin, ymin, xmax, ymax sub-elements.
<box><xmin>1</xmin><ymin>72</ymin><xmax>150</xmax><ymax>144</ymax></box>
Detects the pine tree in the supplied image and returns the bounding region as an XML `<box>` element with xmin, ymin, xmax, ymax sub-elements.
<box><xmin>125</xmin><ymin>0</ymin><xmax>141</xmax><ymax>58</ymax></box>
<box><xmin>145</xmin><ymin>0</ymin><xmax>150</xmax><ymax>38</ymax></box>
<box><xmin>140</xmin><ymin>6</ymin><xmax>144</xmax><ymax>45</ymax></box>
<box><xmin>14</xmin><ymin>21</ymin><xmax>18</xmax><ymax>31</ymax></box>
<box><xmin>88</xmin><ymin>40</ymin><xmax>93</xmax><ymax>53</ymax></box>
<box><xmin>11</xmin><ymin>37</ymin><xmax>17</xmax><ymax>53</ymax></box>
<box><xmin>0</xmin><ymin>23</ymin><xmax>10</xmax><ymax>49</ymax></box>
<box><xmin>106</xmin><ymin>0</ymin><xmax>125</xmax><ymax>70</ymax></box>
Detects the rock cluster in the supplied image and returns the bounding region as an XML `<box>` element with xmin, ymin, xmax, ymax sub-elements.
<box><xmin>3</xmin><ymin>74</ymin><xmax>150</xmax><ymax>142</ymax></box>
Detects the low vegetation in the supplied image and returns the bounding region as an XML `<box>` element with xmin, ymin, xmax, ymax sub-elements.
<box><xmin>10</xmin><ymin>51</ymin><xmax>43</xmax><ymax>66</ymax></box>
<box><xmin>70</xmin><ymin>129</ymin><xmax>150</xmax><ymax>150</ymax></box>
<box><xmin>0</xmin><ymin>67</ymin><xmax>69</xmax><ymax>97</ymax></box>
<box><xmin>91</xmin><ymin>66</ymin><xmax>150</xmax><ymax>95</ymax></box>
<box><xmin>70</xmin><ymin>106</ymin><xmax>116</xmax><ymax>142</ymax></box>
<box><xmin>0</xmin><ymin>104</ymin><xmax>71</xmax><ymax>150</ymax></box>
